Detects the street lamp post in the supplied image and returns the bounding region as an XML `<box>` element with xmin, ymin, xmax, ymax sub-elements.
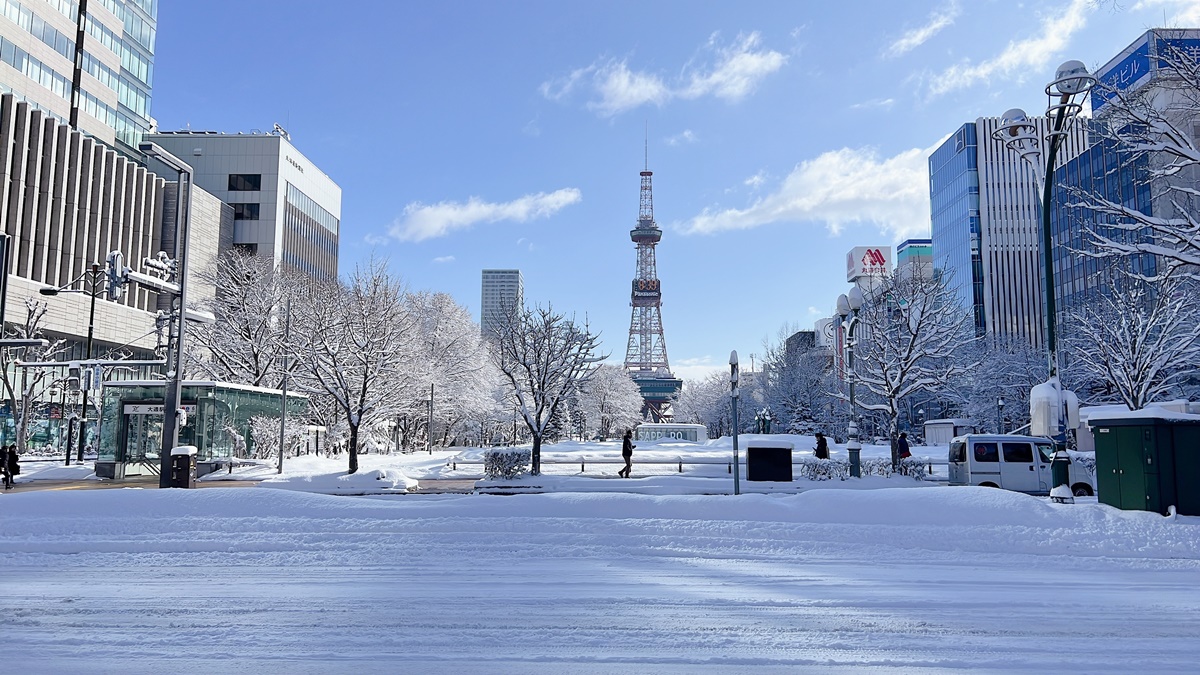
<box><xmin>729</xmin><ymin>350</ymin><xmax>740</xmax><ymax>495</ymax></box>
<box><xmin>139</xmin><ymin>142</ymin><xmax>194</xmax><ymax>488</ymax></box>
<box><xmin>427</xmin><ymin>383</ymin><xmax>434</xmax><ymax>455</ymax></box>
<box><xmin>992</xmin><ymin>59</ymin><xmax>1095</xmax><ymax>503</ymax></box>
<box><xmin>836</xmin><ymin>286</ymin><xmax>864</xmax><ymax>477</ymax></box>
<box><xmin>997</xmin><ymin>397</ymin><xmax>1006</xmax><ymax>434</ymax></box>
<box><xmin>40</xmin><ymin>263</ymin><xmax>104</xmax><ymax>465</ymax></box>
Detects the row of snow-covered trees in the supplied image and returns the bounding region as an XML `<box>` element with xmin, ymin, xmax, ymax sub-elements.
<box><xmin>186</xmin><ymin>254</ymin><xmax>642</xmax><ymax>474</ymax></box>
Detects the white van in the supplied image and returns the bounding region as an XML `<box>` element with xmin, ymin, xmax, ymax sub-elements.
<box><xmin>947</xmin><ymin>434</ymin><xmax>1095</xmax><ymax>497</ymax></box>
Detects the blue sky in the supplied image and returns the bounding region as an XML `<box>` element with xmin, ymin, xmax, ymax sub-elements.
<box><xmin>152</xmin><ymin>0</ymin><xmax>1199</xmax><ymax>380</ymax></box>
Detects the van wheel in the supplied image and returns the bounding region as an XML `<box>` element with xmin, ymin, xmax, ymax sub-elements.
<box><xmin>980</xmin><ymin>482</ymin><xmax>999</xmax><ymax>488</ymax></box>
<box><xmin>1072</xmin><ymin>484</ymin><xmax>1093</xmax><ymax>497</ymax></box>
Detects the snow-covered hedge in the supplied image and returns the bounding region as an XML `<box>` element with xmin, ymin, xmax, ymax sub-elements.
<box><xmin>795</xmin><ymin>456</ymin><xmax>926</xmax><ymax>481</ymax></box>
<box><xmin>482</xmin><ymin>448</ymin><xmax>531</xmax><ymax>479</ymax></box>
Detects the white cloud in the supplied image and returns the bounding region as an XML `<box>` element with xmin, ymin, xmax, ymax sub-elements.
<box><xmin>541</xmin><ymin>32</ymin><xmax>786</xmax><ymax>117</ymax></box>
<box><xmin>926</xmin><ymin>0</ymin><xmax>1093</xmax><ymax>96</ymax></box>
<box><xmin>849</xmin><ymin>97</ymin><xmax>896</xmax><ymax>111</ymax></box>
<box><xmin>679</xmin><ymin>141</ymin><xmax>944</xmax><ymax>241</ymax></box>
<box><xmin>744</xmin><ymin>170</ymin><xmax>767</xmax><ymax>188</ymax></box>
<box><xmin>1133</xmin><ymin>0</ymin><xmax>1200</xmax><ymax>25</ymax></box>
<box><xmin>665</xmin><ymin>129</ymin><xmax>697</xmax><ymax>146</ymax></box>
<box><xmin>364</xmin><ymin>233</ymin><xmax>389</xmax><ymax>246</ymax></box>
<box><xmin>886</xmin><ymin>1</ymin><xmax>960</xmax><ymax>58</ymax></box>
<box><xmin>432</xmin><ymin>256</ymin><xmax>455</xmax><ymax>264</ymax></box>
<box><xmin>390</xmin><ymin>188</ymin><xmax>582</xmax><ymax>243</ymax></box>
<box><xmin>672</xmin><ymin>356</ymin><xmax>724</xmax><ymax>382</ymax></box>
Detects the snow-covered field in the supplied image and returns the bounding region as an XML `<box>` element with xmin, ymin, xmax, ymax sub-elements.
<box><xmin>3</xmin><ymin>436</ymin><xmax>1198</xmax><ymax>672</ymax></box>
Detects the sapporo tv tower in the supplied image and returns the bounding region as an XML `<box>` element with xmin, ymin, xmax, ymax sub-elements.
<box><xmin>623</xmin><ymin>157</ymin><xmax>682</xmax><ymax>421</ymax></box>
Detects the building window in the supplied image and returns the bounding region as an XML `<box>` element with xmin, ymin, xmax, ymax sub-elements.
<box><xmin>228</xmin><ymin>174</ymin><xmax>261</xmax><ymax>191</ymax></box>
<box><xmin>233</xmin><ymin>243</ymin><xmax>258</xmax><ymax>255</ymax></box>
<box><xmin>231</xmin><ymin>203</ymin><xmax>260</xmax><ymax>220</ymax></box>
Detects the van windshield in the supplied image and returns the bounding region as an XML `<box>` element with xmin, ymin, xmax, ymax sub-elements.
<box><xmin>949</xmin><ymin>442</ymin><xmax>966</xmax><ymax>463</ymax></box>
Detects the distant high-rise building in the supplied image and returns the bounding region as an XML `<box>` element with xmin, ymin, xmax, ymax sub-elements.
<box><xmin>929</xmin><ymin>118</ymin><xmax>1087</xmax><ymax>345</ymax></box>
<box><xmin>480</xmin><ymin>269</ymin><xmax>523</xmax><ymax>338</ymax></box>
<box><xmin>0</xmin><ymin>0</ymin><xmax>157</xmax><ymax>153</ymax></box>
<box><xmin>896</xmin><ymin>239</ymin><xmax>933</xmax><ymax>278</ymax></box>
<box><xmin>144</xmin><ymin>129</ymin><xmax>341</xmax><ymax>279</ymax></box>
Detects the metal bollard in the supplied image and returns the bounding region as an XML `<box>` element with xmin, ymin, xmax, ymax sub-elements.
<box><xmin>728</xmin><ymin>462</ymin><xmax>732</xmax><ymax>474</ymax></box>
<box><xmin>581</xmin><ymin>458</ymin><xmax>585</xmax><ymax>473</ymax></box>
<box><xmin>678</xmin><ymin>458</ymin><xmax>683</xmax><ymax>473</ymax></box>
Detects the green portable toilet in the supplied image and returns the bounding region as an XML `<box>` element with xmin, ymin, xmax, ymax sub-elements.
<box><xmin>1088</xmin><ymin>412</ymin><xmax>1200</xmax><ymax>516</ymax></box>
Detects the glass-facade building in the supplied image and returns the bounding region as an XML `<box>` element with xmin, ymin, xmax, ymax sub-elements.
<box><xmin>1051</xmin><ymin>129</ymin><xmax>1156</xmax><ymax>312</ymax></box>
<box><xmin>929</xmin><ymin>123</ymin><xmax>984</xmax><ymax>334</ymax></box>
<box><xmin>0</xmin><ymin>0</ymin><xmax>157</xmax><ymax>154</ymax></box>
<box><xmin>97</xmin><ymin>380</ymin><xmax>309</xmax><ymax>478</ymax></box>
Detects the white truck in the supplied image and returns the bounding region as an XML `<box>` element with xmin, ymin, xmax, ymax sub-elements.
<box><xmin>947</xmin><ymin>434</ymin><xmax>1095</xmax><ymax>497</ymax></box>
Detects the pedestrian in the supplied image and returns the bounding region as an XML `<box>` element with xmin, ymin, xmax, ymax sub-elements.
<box><xmin>618</xmin><ymin>429</ymin><xmax>635</xmax><ymax>478</ymax></box>
<box><xmin>813</xmin><ymin>432</ymin><xmax>829</xmax><ymax>460</ymax></box>
<box><xmin>3</xmin><ymin>444</ymin><xmax>17</xmax><ymax>489</ymax></box>
<box><xmin>898</xmin><ymin>432</ymin><xmax>912</xmax><ymax>459</ymax></box>
<box><xmin>0</xmin><ymin>444</ymin><xmax>11</xmax><ymax>489</ymax></box>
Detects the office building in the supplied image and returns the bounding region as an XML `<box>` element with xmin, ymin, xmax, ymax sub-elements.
<box><xmin>480</xmin><ymin>269</ymin><xmax>523</xmax><ymax>338</ymax></box>
<box><xmin>896</xmin><ymin>239</ymin><xmax>933</xmax><ymax>278</ymax></box>
<box><xmin>929</xmin><ymin>118</ymin><xmax>1087</xmax><ymax>345</ymax></box>
<box><xmin>1049</xmin><ymin>29</ymin><xmax>1200</xmax><ymax>313</ymax></box>
<box><xmin>0</xmin><ymin>0</ymin><xmax>157</xmax><ymax>153</ymax></box>
<box><xmin>144</xmin><ymin>129</ymin><xmax>341</xmax><ymax>279</ymax></box>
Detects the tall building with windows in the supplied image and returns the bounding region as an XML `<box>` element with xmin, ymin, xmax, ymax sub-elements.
<box><xmin>143</xmin><ymin>129</ymin><xmax>341</xmax><ymax>278</ymax></box>
<box><xmin>929</xmin><ymin>118</ymin><xmax>1087</xmax><ymax>346</ymax></box>
<box><xmin>480</xmin><ymin>269</ymin><xmax>523</xmax><ymax>338</ymax></box>
<box><xmin>896</xmin><ymin>238</ymin><xmax>933</xmax><ymax>278</ymax></box>
<box><xmin>0</xmin><ymin>0</ymin><xmax>157</xmax><ymax>154</ymax></box>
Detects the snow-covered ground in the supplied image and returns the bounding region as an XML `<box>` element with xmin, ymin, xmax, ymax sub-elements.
<box><xmin>3</xmin><ymin>436</ymin><xmax>1198</xmax><ymax>672</ymax></box>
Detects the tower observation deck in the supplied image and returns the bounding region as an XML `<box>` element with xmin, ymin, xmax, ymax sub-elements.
<box><xmin>624</xmin><ymin>169</ymin><xmax>682</xmax><ymax>422</ymax></box>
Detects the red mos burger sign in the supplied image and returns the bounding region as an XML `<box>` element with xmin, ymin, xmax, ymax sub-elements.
<box><xmin>846</xmin><ymin>246</ymin><xmax>892</xmax><ymax>282</ymax></box>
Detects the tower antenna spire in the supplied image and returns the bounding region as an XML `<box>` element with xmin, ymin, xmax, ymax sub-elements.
<box><xmin>644</xmin><ymin>121</ymin><xmax>648</xmax><ymax>170</ymax></box>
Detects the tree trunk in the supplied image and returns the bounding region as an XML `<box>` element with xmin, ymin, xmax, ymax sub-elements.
<box><xmin>348</xmin><ymin>423</ymin><xmax>360</xmax><ymax>474</ymax></box>
<box><xmin>531</xmin><ymin>434</ymin><xmax>541</xmax><ymax>475</ymax></box>
<box><xmin>889</xmin><ymin>414</ymin><xmax>899</xmax><ymax>470</ymax></box>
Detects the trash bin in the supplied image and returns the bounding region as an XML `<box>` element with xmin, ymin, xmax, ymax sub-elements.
<box><xmin>168</xmin><ymin>445</ymin><xmax>198</xmax><ymax>489</ymax></box>
<box><xmin>746</xmin><ymin>441</ymin><xmax>794</xmax><ymax>481</ymax></box>
<box><xmin>1088</xmin><ymin>413</ymin><xmax>1200</xmax><ymax>516</ymax></box>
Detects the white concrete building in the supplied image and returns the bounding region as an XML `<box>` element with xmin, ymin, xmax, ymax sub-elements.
<box><xmin>143</xmin><ymin>129</ymin><xmax>341</xmax><ymax>279</ymax></box>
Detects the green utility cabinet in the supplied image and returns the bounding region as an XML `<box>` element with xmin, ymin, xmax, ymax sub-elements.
<box><xmin>1088</xmin><ymin>415</ymin><xmax>1200</xmax><ymax>516</ymax></box>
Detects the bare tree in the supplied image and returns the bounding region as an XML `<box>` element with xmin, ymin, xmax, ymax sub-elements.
<box><xmin>1</xmin><ymin>300</ymin><xmax>68</xmax><ymax>452</ymax></box>
<box><xmin>187</xmin><ymin>251</ymin><xmax>293</xmax><ymax>387</ymax></box>
<box><xmin>295</xmin><ymin>261</ymin><xmax>416</xmax><ymax>474</ymax></box>
<box><xmin>489</xmin><ymin>304</ymin><xmax>604</xmax><ymax>474</ymax></box>
<box><xmin>759</xmin><ymin>324</ymin><xmax>836</xmax><ymax>435</ymax></box>
<box><xmin>577</xmin><ymin>364</ymin><xmax>644</xmax><ymax>441</ymax></box>
<box><xmin>851</xmin><ymin>268</ymin><xmax>977</xmax><ymax>467</ymax></box>
<box><xmin>1064</xmin><ymin>274</ymin><xmax>1200</xmax><ymax>410</ymax></box>
<box><xmin>672</xmin><ymin>370</ymin><xmax>729</xmax><ymax>438</ymax></box>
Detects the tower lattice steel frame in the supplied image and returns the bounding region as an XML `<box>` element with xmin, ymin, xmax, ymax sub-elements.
<box><xmin>624</xmin><ymin>168</ymin><xmax>681</xmax><ymax>421</ymax></box>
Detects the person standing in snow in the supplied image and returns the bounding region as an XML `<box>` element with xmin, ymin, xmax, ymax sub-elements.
<box><xmin>0</xmin><ymin>443</ymin><xmax>11</xmax><ymax>489</ymax></box>
<box><xmin>898</xmin><ymin>432</ymin><xmax>912</xmax><ymax>459</ymax></box>
<box><xmin>3</xmin><ymin>444</ymin><xmax>17</xmax><ymax>489</ymax></box>
<box><xmin>618</xmin><ymin>429</ymin><xmax>635</xmax><ymax>478</ymax></box>
<box><xmin>813</xmin><ymin>432</ymin><xmax>829</xmax><ymax>460</ymax></box>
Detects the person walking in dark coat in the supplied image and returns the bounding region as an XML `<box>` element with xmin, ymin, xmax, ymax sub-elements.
<box><xmin>813</xmin><ymin>432</ymin><xmax>829</xmax><ymax>460</ymax></box>
<box><xmin>3</xmin><ymin>444</ymin><xmax>16</xmax><ymax>489</ymax></box>
<box><xmin>898</xmin><ymin>432</ymin><xmax>912</xmax><ymax>459</ymax></box>
<box><xmin>0</xmin><ymin>444</ymin><xmax>11</xmax><ymax>489</ymax></box>
<box><xmin>619</xmin><ymin>430</ymin><xmax>635</xmax><ymax>478</ymax></box>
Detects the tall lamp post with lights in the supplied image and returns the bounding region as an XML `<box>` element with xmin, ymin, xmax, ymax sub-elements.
<box><xmin>836</xmin><ymin>286</ymin><xmax>864</xmax><ymax>478</ymax></box>
<box><xmin>40</xmin><ymin>263</ymin><xmax>108</xmax><ymax>465</ymax></box>
<box><xmin>139</xmin><ymin>142</ymin><xmax>195</xmax><ymax>488</ymax></box>
<box><xmin>991</xmin><ymin>60</ymin><xmax>1094</xmax><ymax>502</ymax></box>
<box><xmin>997</xmin><ymin>397</ymin><xmax>1006</xmax><ymax>434</ymax></box>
